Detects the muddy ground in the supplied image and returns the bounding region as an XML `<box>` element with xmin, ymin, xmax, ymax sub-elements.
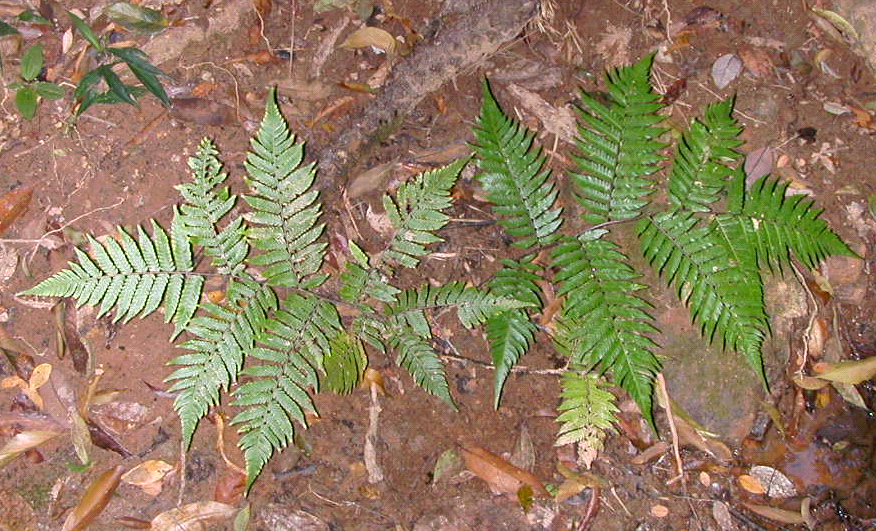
<box><xmin>0</xmin><ymin>0</ymin><xmax>875</xmax><ymax>529</ymax></box>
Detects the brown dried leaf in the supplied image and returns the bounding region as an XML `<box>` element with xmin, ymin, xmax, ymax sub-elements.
<box><xmin>744</xmin><ymin>146</ymin><xmax>774</xmax><ymax>184</ymax></box>
<box><xmin>738</xmin><ymin>47</ymin><xmax>773</xmax><ymax>78</ymax></box>
<box><xmin>0</xmin><ymin>429</ymin><xmax>61</xmax><ymax>468</ymax></box>
<box><xmin>121</xmin><ymin>460</ymin><xmax>173</xmax><ymax>489</ymax></box>
<box><xmin>814</xmin><ymin>356</ymin><xmax>876</xmax><ymax>384</ymax></box>
<box><xmin>0</xmin><ymin>184</ymin><xmax>33</xmax><ymax>237</ymax></box>
<box><xmin>711</xmin><ymin>54</ymin><xmax>742</xmax><ymax>89</ymax></box>
<box><xmin>151</xmin><ymin>501</ymin><xmax>237</xmax><ymax>531</ymax></box>
<box><xmin>669</xmin><ymin>6</ymin><xmax>723</xmax><ymax>37</ymax></box>
<box><xmin>214</xmin><ymin>469</ymin><xmax>247</xmax><ymax>505</ymax></box>
<box><xmin>87</xmin><ymin>418</ymin><xmax>133</xmax><ymax>457</ymax></box>
<box><xmin>61</xmin><ymin>465</ymin><xmax>124</xmax><ymax>531</ymax></box>
<box><xmin>742</xmin><ymin>503</ymin><xmax>805</xmax><ymax>525</ymax></box>
<box><xmin>738</xmin><ymin>474</ymin><xmax>766</xmax><ymax>494</ymax></box>
<box><xmin>458</xmin><ymin>442</ymin><xmax>549</xmax><ymax>497</ymax></box>
<box><xmin>338</xmin><ymin>26</ymin><xmax>397</xmax><ymax>54</ymax></box>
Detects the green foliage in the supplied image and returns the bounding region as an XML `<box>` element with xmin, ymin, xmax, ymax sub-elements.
<box><xmin>471</xmin><ymin>54</ymin><xmax>853</xmax><ymax>450</ymax></box>
<box><xmin>23</xmin><ymin>88</ymin><xmax>520</xmax><ymax>491</ymax></box>
<box><xmin>68</xmin><ymin>11</ymin><xmax>170</xmax><ymax>116</ymax></box>
<box><xmin>7</xmin><ymin>44</ymin><xmax>65</xmax><ymax>120</ymax></box>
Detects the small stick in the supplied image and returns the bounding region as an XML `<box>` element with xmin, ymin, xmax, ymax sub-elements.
<box><xmin>657</xmin><ymin>372</ymin><xmax>685</xmax><ymax>487</ymax></box>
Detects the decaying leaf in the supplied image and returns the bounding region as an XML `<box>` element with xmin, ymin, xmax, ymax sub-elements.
<box><xmin>150</xmin><ymin>501</ymin><xmax>237</xmax><ymax>531</ymax></box>
<box><xmin>61</xmin><ymin>465</ymin><xmax>124</xmax><ymax>531</ymax></box>
<box><xmin>809</xmin><ymin>8</ymin><xmax>858</xmax><ymax>42</ymax></box>
<box><xmin>1</xmin><ymin>363</ymin><xmax>51</xmax><ymax>410</ymax></box>
<box><xmin>0</xmin><ymin>429</ymin><xmax>61</xmax><ymax>468</ymax></box>
<box><xmin>432</xmin><ymin>448</ymin><xmax>464</xmax><ymax>483</ymax></box>
<box><xmin>744</xmin><ymin>146</ymin><xmax>774</xmax><ymax>183</ymax></box>
<box><xmin>69</xmin><ymin>407</ymin><xmax>93</xmax><ymax>465</ymax></box>
<box><xmin>554</xmin><ymin>462</ymin><xmax>603</xmax><ymax>503</ymax></box>
<box><xmin>458</xmin><ymin>442</ymin><xmax>549</xmax><ymax>497</ymax></box>
<box><xmin>121</xmin><ymin>460</ymin><xmax>174</xmax><ymax>496</ymax></box>
<box><xmin>738</xmin><ymin>474</ymin><xmax>766</xmax><ymax>494</ymax></box>
<box><xmin>338</xmin><ymin>26</ymin><xmax>397</xmax><ymax>54</ymax></box>
<box><xmin>814</xmin><ymin>356</ymin><xmax>876</xmax><ymax>384</ymax></box>
<box><xmin>749</xmin><ymin>465</ymin><xmax>796</xmax><ymax>498</ymax></box>
<box><xmin>509</xmin><ymin>422</ymin><xmax>535</xmax><ymax>472</ymax></box>
<box><xmin>711</xmin><ymin>54</ymin><xmax>742</xmax><ymax>89</ymax></box>
<box><xmin>742</xmin><ymin>502</ymin><xmax>805</xmax><ymax>525</ymax></box>
<box><xmin>105</xmin><ymin>2</ymin><xmax>168</xmax><ymax>34</ymax></box>
<box><xmin>0</xmin><ymin>184</ymin><xmax>33</xmax><ymax>236</ymax></box>
<box><xmin>738</xmin><ymin>47</ymin><xmax>773</xmax><ymax>78</ymax></box>
<box><xmin>214</xmin><ymin>469</ymin><xmax>247</xmax><ymax>505</ymax></box>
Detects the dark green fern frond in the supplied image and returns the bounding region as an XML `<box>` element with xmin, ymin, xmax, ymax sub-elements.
<box><xmin>166</xmin><ymin>281</ymin><xmax>278</xmax><ymax>447</ymax></box>
<box><xmin>555</xmin><ymin>371</ymin><xmax>618</xmax><ymax>448</ymax></box>
<box><xmin>732</xmin><ymin>174</ymin><xmax>856</xmax><ymax>271</ymax></box>
<box><xmin>572</xmin><ymin>55</ymin><xmax>667</xmax><ymax>224</ymax></box>
<box><xmin>321</xmin><ymin>331</ymin><xmax>368</xmax><ymax>394</ymax></box>
<box><xmin>486</xmin><ymin>258</ymin><xmax>542</xmax><ymax>408</ymax></box>
<box><xmin>667</xmin><ymin>98</ymin><xmax>742</xmax><ymax>211</ymax></box>
<box><xmin>388</xmin><ymin>281</ymin><xmax>531</xmax><ymax>330</ymax></box>
<box><xmin>470</xmin><ymin>79</ymin><xmax>562</xmax><ymax>249</ymax></box>
<box><xmin>551</xmin><ymin>229</ymin><xmax>660</xmax><ymax>423</ymax></box>
<box><xmin>382</xmin><ymin>158</ymin><xmax>468</xmax><ymax>268</ymax></box>
<box><xmin>230</xmin><ymin>292</ymin><xmax>341</xmax><ymax>487</ymax></box>
<box><xmin>387</xmin><ymin>324</ymin><xmax>455</xmax><ymax>408</ymax></box>
<box><xmin>22</xmin><ymin>221</ymin><xmax>203</xmax><ymax>329</ymax></box>
<box><xmin>637</xmin><ymin>210</ymin><xmax>768</xmax><ymax>383</ymax></box>
<box><xmin>244</xmin><ymin>89</ymin><xmax>326</xmax><ymax>288</ymax></box>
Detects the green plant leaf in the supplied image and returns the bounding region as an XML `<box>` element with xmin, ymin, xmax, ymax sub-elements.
<box><xmin>555</xmin><ymin>371</ymin><xmax>618</xmax><ymax>448</ymax></box>
<box><xmin>321</xmin><ymin>331</ymin><xmax>367</xmax><ymax>394</ymax></box>
<box><xmin>34</xmin><ymin>82</ymin><xmax>64</xmax><ymax>100</ymax></box>
<box><xmin>68</xmin><ymin>11</ymin><xmax>102</xmax><ymax>50</ymax></box>
<box><xmin>18</xmin><ymin>10</ymin><xmax>52</xmax><ymax>25</ymax></box>
<box><xmin>15</xmin><ymin>87</ymin><xmax>38</xmax><ymax>119</ymax></box>
<box><xmin>100</xmin><ymin>64</ymin><xmax>136</xmax><ymax>105</ymax></box>
<box><xmin>105</xmin><ymin>2</ymin><xmax>169</xmax><ymax>34</ymax></box>
<box><xmin>571</xmin><ymin>54</ymin><xmax>667</xmax><ymax>224</ymax></box>
<box><xmin>382</xmin><ymin>157</ymin><xmax>468</xmax><ymax>268</ymax></box>
<box><xmin>20</xmin><ymin>44</ymin><xmax>43</xmax><ymax>81</ymax></box>
<box><xmin>387</xmin><ymin>325</ymin><xmax>456</xmax><ymax>409</ymax></box>
<box><xmin>106</xmin><ymin>46</ymin><xmax>171</xmax><ymax>107</ymax></box>
<box><xmin>0</xmin><ymin>21</ymin><xmax>18</xmax><ymax>36</ymax></box>
<box><xmin>470</xmin><ymin>79</ymin><xmax>562</xmax><ymax>249</ymax></box>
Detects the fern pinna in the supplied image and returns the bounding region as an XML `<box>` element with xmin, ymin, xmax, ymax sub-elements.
<box><xmin>471</xmin><ymin>54</ymin><xmax>853</xmax><ymax>447</ymax></box>
<box><xmin>24</xmin><ymin>89</ymin><xmax>522</xmax><ymax>490</ymax></box>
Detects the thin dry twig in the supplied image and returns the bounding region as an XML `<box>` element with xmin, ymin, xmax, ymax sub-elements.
<box><xmin>657</xmin><ymin>372</ymin><xmax>685</xmax><ymax>487</ymax></box>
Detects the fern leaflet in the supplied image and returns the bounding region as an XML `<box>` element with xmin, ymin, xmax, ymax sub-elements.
<box><xmin>21</xmin><ymin>221</ymin><xmax>203</xmax><ymax>330</ymax></box>
<box><xmin>244</xmin><ymin>88</ymin><xmax>327</xmax><ymax>288</ymax></box>
<box><xmin>470</xmin><ymin>79</ymin><xmax>562</xmax><ymax>249</ymax></box>
<box><xmin>637</xmin><ymin>210</ymin><xmax>769</xmax><ymax>383</ymax></box>
<box><xmin>571</xmin><ymin>55</ymin><xmax>667</xmax><ymax>224</ymax></box>
<box><xmin>388</xmin><ymin>281</ymin><xmax>531</xmax><ymax>330</ymax></box>
<box><xmin>486</xmin><ymin>258</ymin><xmax>542</xmax><ymax>408</ymax></box>
<box><xmin>555</xmin><ymin>371</ymin><xmax>619</xmax><ymax>448</ymax></box>
<box><xmin>382</xmin><ymin>158</ymin><xmax>468</xmax><ymax>268</ymax></box>
<box><xmin>322</xmin><ymin>331</ymin><xmax>368</xmax><ymax>394</ymax></box>
<box><xmin>230</xmin><ymin>293</ymin><xmax>341</xmax><ymax>487</ymax></box>
<box><xmin>552</xmin><ymin>229</ymin><xmax>661</xmax><ymax>424</ymax></box>
<box><xmin>387</xmin><ymin>324</ymin><xmax>456</xmax><ymax>408</ymax></box>
<box><xmin>667</xmin><ymin>98</ymin><xmax>742</xmax><ymax>211</ymax></box>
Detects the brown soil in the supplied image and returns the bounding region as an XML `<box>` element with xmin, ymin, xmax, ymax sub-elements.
<box><xmin>1</xmin><ymin>0</ymin><xmax>875</xmax><ymax>529</ymax></box>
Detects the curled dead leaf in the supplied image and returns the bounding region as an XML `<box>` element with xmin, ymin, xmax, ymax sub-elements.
<box><xmin>61</xmin><ymin>465</ymin><xmax>124</xmax><ymax>531</ymax></box>
<box><xmin>151</xmin><ymin>501</ymin><xmax>237</xmax><ymax>531</ymax></box>
<box><xmin>458</xmin><ymin>442</ymin><xmax>549</xmax><ymax>497</ymax></box>
<box><xmin>814</xmin><ymin>356</ymin><xmax>876</xmax><ymax>384</ymax></box>
<box><xmin>0</xmin><ymin>429</ymin><xmax>62</xmax><ymax>468</ymax></box>
<box><xmin>339</xmin><ymin>27</ymin><xmax>397</xmax><ymax>55</ymax></box>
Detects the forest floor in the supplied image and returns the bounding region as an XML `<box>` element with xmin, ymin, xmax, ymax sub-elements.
<box><xmin>0</xmin><ymin>0</ymin><xmax>875</xmax><ymax>529</ymax></box>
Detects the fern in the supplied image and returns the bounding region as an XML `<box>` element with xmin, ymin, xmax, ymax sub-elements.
<box><xmin>555</xmin><ymin>371</ymin><xmax>619</xmax><ymax>448</ymax></box>
<box><xmin>552</xmin><ymin>229</ymin><xmax>661</xmax><ymax>424</ymax></box>
<box><xmin>470</xmin><ymin>79</ymin><xmax>563</xmax><ymax>248</ymax></box>
<box><xmin>387</xmin><ymin>324</ymin><xmax>456</xmax><ymax>407</ymax></box>
<box><xmin>571</xmin><ymin>55</ymin><xmax>667</xmax><ymax>224</ymax></box>
<box><xmin>667</xmin><ymin>98</ymin><xmax>742</xmax><ymax>212</ymax></box>
<box><xmin>243</xmin><ymin>90</ymin><xmax>327</xmax><ymax>289</ymax></box>
<box><xmin>382</xmin><ymin>157</ymin><xmax>468</xmax><ymax>268</ymax></box>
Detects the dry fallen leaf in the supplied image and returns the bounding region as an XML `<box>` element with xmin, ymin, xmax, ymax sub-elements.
<box><xmin>749</xmin><ymin>465</ymin><xmax>796</xmax><ymax>498</ymax></box>
<box><xmin>121</xmin><ymin>460</ymin><xmax>174</xmax><ymax>496</ymax></box>
<box><xmin>0</xmin><ymin>430</ymin><xmax>62</xmax><ymax>468</ymax></box>
<box><xmin>814</xmin><ymin>356</ymin><xmax>876</xmax><ymax>384</ymax></box>
<box><xmin>338</xmin><ymin>27</ymin><xmax>397</xmax><ymax>55</ymax></box>
<box><xmin>738</xmin><ymin>47</ymin><xmax>773</xmax><ymax>78</ymax></box>
<box><xmin>151</xmin><ymin>501</ymin><xmax>237</xmax><ymax>531</ymax></box>
<box><xmin>458</xmin><ymin>442</ymin><xmax>549</xmax><ymax>497</ymax></box>
<box><xmin>650</xmin><ymin>504</ymin><xmax>669</xmax><ymax>517</ymax></box>
<box><xmin>61</xmin><ymin>465</ymin><xmax>124</xmax><ymax>531</ymax></box>
<box><xmin>0</xmin><ymin>184</ymin><xmax>33</xmax><ymax>236</ymax></box>
<box><xmin>711</xmin><ymin>54</ymin><xmax>743</xmax><ymax>89</ymax></box>
<box><xmin>742</xmin><ymin>502</ymin><xmax>805</xmax><ymax>525</ymax></box>
<box><xmin>738</xmin><ymin>474</ymin><xmax>766</xmax><ymax>494</ymax></box>
<box><xmin>744</xmin><ymin>146</ymin><xmax>774</xmax><ymax>184</ymax></box>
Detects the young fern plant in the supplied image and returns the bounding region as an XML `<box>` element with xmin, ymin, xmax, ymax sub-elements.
<box><xmin>22</xmin><ymin>89</ymin><xmax>525</xmax><ymax>490</ymax></box>
<box><xmin>470</xmin><ymin>54</ymin><xmax>855</xmax><ymax>453</ymax></box>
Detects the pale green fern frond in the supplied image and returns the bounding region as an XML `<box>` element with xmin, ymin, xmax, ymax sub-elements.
<box><xmin>637</xmin><ymin>210</ymin><xmax>768</xmax><ymax>383</ymax></box>
<box><xmin>244</xmin><ymin>88</ymin><xmax>326</xmax><ymax>288</ymax></box>
<box><xmin>389</xmin><ymin>281</ymin><xmax>531</xmax><ymax>330</ymax></box>
<box><xmin>572</xmin><ymin>55</ymin><xmax>667</xmax><ymax>224</ymax></box>
<box><xmin>731</xmin><ymin>174</ymin><xmax>856</xmax><ymax>271</ymax></box>
<box><xmin>339</xmin><ymin>242</ymin><xmax>400</xmax><ymax>304</ymax></box>
<box><xmin>22</xmin><ymin>221</ymin><xmax>203</xmax><ymax>330</ymax></box>
<box><xmin>387</xmin><ymin>324</ymin><xmax>455</xmax><ymax>408</ymax></box>
<box><xmin>230</xmin><ymin>292</ymin><xmax>341</xmax><ymax>488</ymax></box>
<box><xmin>382</xmin><ymin>158</ymin><xmax>468</xmax><ymax>268</ymax></box>
<box><xmin>175</xmin><ymin>138</ymin><xmax>248</xmax><ymax>273</ymax></box>
<box><xmin>166</xmin><ymin>281</ymin><xmax>278</xmax><ymax>447</ymax></box>
<box><xmin>555</xmin><ymin>371</ymin><xmax>618</xmax><ymax>448</ymax></box>
<box><xmin>667</xmin><ymin>98</ymin><xmax>742</xmax><ymax>211</ymax></box>
<box><xmin>470</xmin><ymin>79</ymin><xmax>562</xmax><ymax>249</ymax></box>
<box><xmin>552</xmin><ymin>229</ymin><xmax>660</xmax><ymax>424</ymax></box>
<box><xmin>486</xmin><ymin>258</ymin><xmax>542</xmax><ymax>408</ymax></box>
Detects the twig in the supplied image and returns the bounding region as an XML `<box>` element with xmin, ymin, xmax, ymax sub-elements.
<box><xmin>439</xmin><ymin>351</ymin><xmax>567</xmax><ymax>375</ymax></box>
<box><xmin>791</xmin><ymin>261</ymin><xmax>818</xmax><ymax>371</ymax></box>
<box><xmin>657</xmin><ymin>372</ymin><xmax>685</xmax><ymax>487</ymax></box>
<box><xmin>364</xmin><ymin>383</ymin><xmax>384</xmax><ymax>483</ymax></box>
<box><xmin>610</xmin><ymin>486</ymin><xmax>632</xmax><ymax>517</ymax></box>
<box><xmin>177</xmin><ymin>439</ymin><xmax>187</xmax><ymax>506</ymax></box>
